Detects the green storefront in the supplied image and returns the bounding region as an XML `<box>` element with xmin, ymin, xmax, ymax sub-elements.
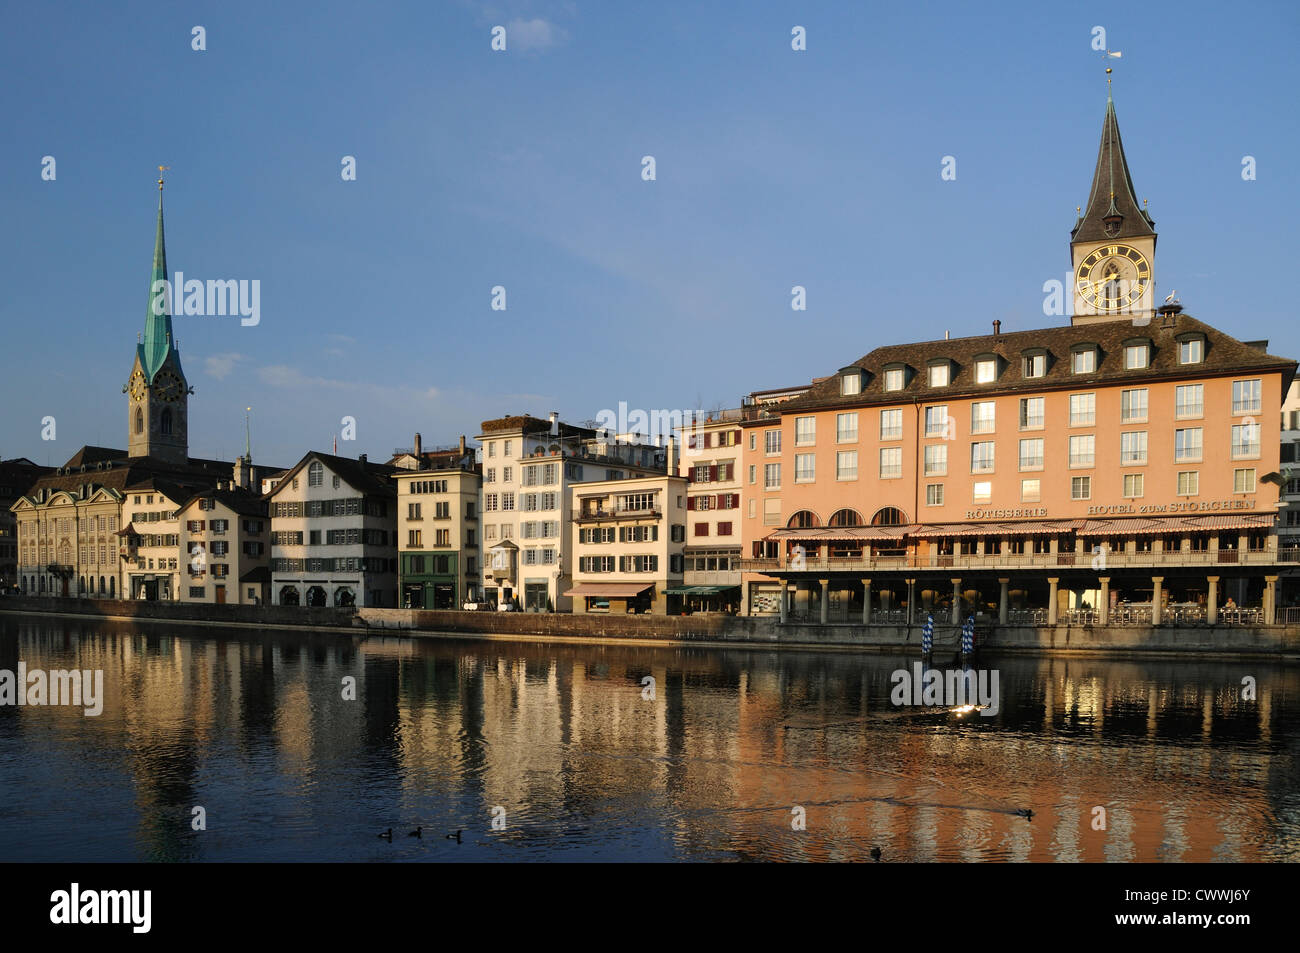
<box><xmin>400</xmin><ymin>551</ymin><xmax>461</xmax><ymax>609</ymax></box>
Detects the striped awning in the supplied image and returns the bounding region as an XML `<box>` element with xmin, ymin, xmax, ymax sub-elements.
<box><xmin>767</xmin><ymin>526</ymin><xmax>914</xmax><ymax>542</ymax></box>
<box><xmin>1077</xmin><ymin>514</ymin><xmax>1274</xmax><ymax>536</ymax></box>
<box><xmin>910</xmin><ymin>519</ymin><xmax>1084</xmax><ymax>538</ymax></box>
<box><xmin>564</xmin><ymin>583</ymin><xmax>653</xmax><ymax>598</ymax></box>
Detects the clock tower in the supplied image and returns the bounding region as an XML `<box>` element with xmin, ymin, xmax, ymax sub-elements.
<box><xmin>125</xmin><ymin>180</ymin><xmax>190</xmax><ymax>463</ymax></box>
<box><xmin>1070</xmin><ymin>89</ymin><xmax>1158</xmax><ymax>325</ymax></box>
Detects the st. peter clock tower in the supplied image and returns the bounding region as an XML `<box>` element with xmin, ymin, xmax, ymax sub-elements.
<box><xmin>1070</xmin><ymin>88</ymin><xmax>1158</xmax><ymax>325</ymax></box>
<box><xmin>125</xmin><ymin>178</ymin><xmax>190</xmax><ymax>464</ymax></box>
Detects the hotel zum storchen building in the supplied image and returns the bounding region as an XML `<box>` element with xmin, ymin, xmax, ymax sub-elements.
<box><xmin>739</xmin><ymin>91</ymin><xmax>1298</xmax><ymax>628</ymax></box>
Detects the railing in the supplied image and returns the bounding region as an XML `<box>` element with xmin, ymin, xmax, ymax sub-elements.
<box><xmin>737</xmin><ymin>548</ymin><xmax>1299</xmax><ymax>573</ymax></box>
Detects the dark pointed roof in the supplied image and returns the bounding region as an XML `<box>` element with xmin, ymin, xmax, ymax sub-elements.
<box><xmin>1071</xmin><ymin>94</ymin><xmax>1155</xmax><ymax>245</ymax></box>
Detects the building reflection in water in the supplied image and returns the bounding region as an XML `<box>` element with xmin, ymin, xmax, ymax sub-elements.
<box><xmin>0</xmin><ymin>614</ymin><xmax>1296</xmax><ymax>862</ymax></box>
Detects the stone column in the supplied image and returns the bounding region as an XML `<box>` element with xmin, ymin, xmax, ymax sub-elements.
<box><xmin>862</xmin><ymin>578</ymin><xmax>872</xmax><ymax>625</ymax></box>
<box><xmin>1206</xmin><ymin>575</ymin><xmax>1219</xmax><ymax>625</ymax></box>
<box><xmin>906</xmin><ymin>578</ymin><xmax>916</xmax><ymax>625</ymax></box>
<box><xmin>819</xmin><ymin>579</ymin><xmax>829</xmax><ymax>624</ymax></box>
<box><xmin>779</xmin><ymin>582</ymin><xmax>789</xmax><ymax>623</ymax></box>
<box><xmin>1047</xmin><ymin>577</ymin><xmax>1059</xmax><ymax>624</ymax></box>
<box><xmin>1264</xmin><ymin>575</ymin><xmax>1278</xmax><ymax>625</ymax></box>
<box><xmin>951</xmin><ymin>578</ymin><xmax>962</xmax><ymax>625</ymax></box>
<box><xmin>1151</xmin><ymin>576</ymin><xmax>1163</xmax><ymax>625</ymax></box>
<box><xmin>1098</xmin><ymin>576</ymin><xmax>1110</xmax><ymax>626</ymax></box>
<box><xmin>998</xmin><ymin>578</ymin><xmax>1010</xmax><ymax>624</ymax></box>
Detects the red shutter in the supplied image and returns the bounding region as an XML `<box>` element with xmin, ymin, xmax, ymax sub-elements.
<box><xmin>687</xmin><ymin>496</ymin><xmax>696</xmax><ymax>511</ymax></box>
<box><xmin>709</xmin><ymin>465</ymin><xmax>718</xmax><ymax>482</ymax></box>
<box><xmin>732</xmin><ymin>493</ymin><xmax>740</xmax><ymax>508</ymax></box>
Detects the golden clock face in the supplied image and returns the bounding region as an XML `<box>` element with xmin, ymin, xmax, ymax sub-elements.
<box><xmin>153</xmin><ymin>370</ymin><xmax>185</xmax><ymax>403</ymax></box>
<box><xmin>128</xmin><ymin>371</ymin><xmax>147</xmax><ymax>402</ymax></box>
<box><xmin>1076</xmin><ymin>244</ymin><xmax>1151</xmax><ymax>312</ymax></box>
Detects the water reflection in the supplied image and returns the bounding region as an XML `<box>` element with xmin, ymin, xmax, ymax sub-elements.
<box><xmin>0</xmin><ymin>614</ymin><xmax>1296</xmax><ymax>862</ymax></box>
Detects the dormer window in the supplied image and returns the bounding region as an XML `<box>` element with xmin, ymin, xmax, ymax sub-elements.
<box><xmin>974</xmin><ymin>355</ymin><xmax>998</xmax><ymax>384</ymax></box>
<box><xmin>1177</xmin><ymin>335</ymin><xmax>1205</xmax><ymax>365</ymax></box>
<box><xmin>927</xmin><ymin>361</ymin><xmax>950</xmax><ymax>387</ymax></box>
<box><xmin>839</xmin><ymin>367</ymin><xmax>864</xmax><ymax>396</ymax></box>
<box><xmin>1124</xmin><ymin>341</ymin><xmax>1150</xmax><ymax>370</ymax></box>
<box><xmin>1071</xmin><ymin>346</ymin><xmax>1097</xmax><ymax>374</ymax></box>
<box><xmin>883</xmin><ymin>365</ymin><xmax>906</xmax><ymax>392</ymax></box>
<box><xmin>1022</xmin><ymin>350</ymin><xmax>1047</xmax><ymax>379</ymax></box>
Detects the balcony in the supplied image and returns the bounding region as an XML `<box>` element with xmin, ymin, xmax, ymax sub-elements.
<box><xmin>741</xmin><ymin>547</ymin><xmax>1300</xmax><ymax>575</ymax></box>
<box><xmin>575</xmin><ymin>506</ymin><xmax>662</xmax><ymax>523</ymax></box>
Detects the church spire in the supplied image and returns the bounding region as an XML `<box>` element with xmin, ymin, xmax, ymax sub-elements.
<box><xmin>140</xmin><ymin>172</ymin><xmax>179</xmax><ymax>381</ymax></box>
<box><xmin>1071</xmin><ymin>93</ymin><xmax>1155</xmax><ymax>245</ymax></box>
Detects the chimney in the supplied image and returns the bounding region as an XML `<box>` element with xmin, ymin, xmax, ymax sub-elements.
<box><xmin>414</xmin><ymin>432</ymin><xmax>422</xmax><ymax>460</ymax></box>
<box><xmin>359</xmin><ymin>453</ymin><xmax>367</xmax><ymax>464</ymax></box>
<box><xmin>549</xmin><ymin>411</ymin><xmax>559</xmax><ymax>436</ymax></box>
<box><xmin>945</xmin><ymin>330</ymin><xmax>950</xmax><ymax>340</ymax></box>
<box><xmin>459</xmin><ymin>434</ymin><xmax>466</xmax><ymax>457</ymax></box>
<box><xmin>666</xmin><ymin>436</ymin><xmax>678</xmax><ymax>475</ymax></box>
<box><xmin>992</xmin><ymin>319</ymin><xmax>1001</xmax><ymax>336</ymax></box>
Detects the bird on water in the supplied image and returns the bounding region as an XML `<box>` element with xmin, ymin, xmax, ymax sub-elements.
<box><xmin>447</xmin><ymin>829</ymin><xmax>463</xmax><ymax>843</ymax></box>
<box><xmin>378</xmin><ymin>828</ymin><xmax>393</xmax><ymax>841</ymax></box>
<box><xmin>408</xmin><ymin>827</ymin><xmax>423</xmax><ymax>839</ymax></box>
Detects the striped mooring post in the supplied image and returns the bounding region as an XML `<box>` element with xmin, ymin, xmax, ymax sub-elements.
<box><xmin>962</xmin><ymin>614</ymin><xmax>975</xmax><ymax>656</ymax></box>
<box><xmin>922</xmin><ymin>614</ymin><xmax>934</xmax><ymax>655</ymax></box>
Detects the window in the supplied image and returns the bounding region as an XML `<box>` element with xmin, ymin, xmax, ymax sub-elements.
<box><xmin>880</xmin><ymin>409</ymin><xmax>902</xmax><ymax>441</ymax></box>
<box><xmin>1072</xmin><ymin>348</ymin><xmax>1096</xmax><ymax>374</ymax></box>
<box><xmin>926</xmin><ymin>484</ymin><xmax>944</xmax><ymax>506</ymax></box>
<box><xmin>1068</xmin><ymin>434</ymin><xmax>1095</xmax><ymax>467</ymax></box>
<box><xmin>924</xmin><ymin>406</ymin><xmax>949</xmax><ymax>438</ymax></box>
<box><xmin>841</xmin><ymin>373</ymin><xmax>861</xmax><ymax>396</ymax></box>
<box><xmin>764</xmin><ymin>430</ymin><xmax>782</xmax><ymax>455</ymax></box>
<box><xmin>794</xmin><ymin>416</ymin><xmax>815</xmax><ymax>446</ymax></box>
<box><xmin>1179</xmin><ymin>338</ymin><xmax>1204</xmax><ymax>364</ymax></box>
<box><xmin>748</xmin><ymin>465</ymin><xmax>756</xmax><ymax>485</ymax></box>
<box><xmin>836</xmin><ymin>412</ymin><xmax>858</xmax><ymax>442</ymax></box>
<box><xmin>1234</xmin><ymin>468</ymin><xmax>1256</xmax><ymax>493</ymax></box>
<box><xmin>1125</xmin><ymin>344</ymin><xmax>1149</xmax><ymax>369</ymax></box>
<box><xmin>1023</xmin><ymin>353</ymin><xmax>1046</xmax><ymax>378</ymax></box>
<box><xmin>407</xmin><ymin>502</ymin><xmax>421</xmax><ymax>519</ymax></box>
<box><xmin>1018</xmin><ymin>438</ymin><xmax>1044</xmax><ymax>470</ymax></box>
<box><xmin>749</xmin><ymin>433</ymin><xmax>757</xmax><ymax>451</ymax></box>
<box><xmin>1232</xmin><ymin>379</ymin><xmax>1262</xmax><ymax>414</ymax></box>
<box><xmin>837</xmin><ymin>450</ymin><xmax>858</xmax><ymax>480</ymax></box>
<box><xmin>1019</xmin><ymin>397</ymin><xmax>1044</xmax><ymax>429</ymax></box>
<box><xmin>1231</xmin><ymin>423</ymin><xmax>1261</xmax><ymax>458</ymax></box>
<box><xmin>1071</xmin><ymin>476</ymin><xmax>1092</xmax><ymax>500</ymax></box>
<box><xmin>973</xmin><ymin>481</ymin><xmax>992</xmax><ymax>503</ymax></box>
<box><xmin>879</xmin><ymin>447</ymin><xmax>902</xmax><ymax>479</ymax></box>
<box><xmin>970</xmin><ymin>441</ymin><xmax>995</xmax><ymax>474</ymax></box>
<box><xmin>883</xmin><ymin>368</ymin><xmax>904</xmax><ymax>391</ymax></box>
<box><xmin>503</xmin><ymin>440</ymin><xmax>512</xmax><ymax>456</ymax></box>
<box><xmin>1121</xmin><ymin>388</ymin><xmax>1148</xmax><ymax>422</ymax></box>
<box><xmin>408</xmin><ymin>530</ymin><xmax>421</xmax><ymax>547</ymax></box>
<box><xmin>1177</xmin><ymin>471</ymin><xmax>1199</xmax><ymax>496</ymax></box>
<box><xmin>435</xmin><ymin>529</ymin><xmax>450</xmax><ymax>546</ymax></box>
<box><xmin>928</xmin><ymin>363</ymin><xmax>949</xmax><ymax>387</ymax></box>
<box><xmin>1120</xmin><ymin>431</ymin><xmax>1147</xmax><ymax>465</ymax></box>
<box><xmin>970</xmin><ymin>401</ymin><xmax>995</xmax><ymax>434</ymax></box>
<box><xmin>1069</xmin><ymin>393</ymin><xmax>1095</xmax><ymax>426</ymax></box>
<box><xmin>1021</xmin><ymin>479</ymin><xmax>1041</xmax><ymax>502</ymax></box>
<box><xmin>308</xmin><ymin>461</ymin><xmax>324</xmax><ymax>487</ymax></box>
<box><xmin>1123</xmin><ymin>473</ymin><xmax>1144</xmax><ymax>498</ymax></box>
<box><xmin>764</xmin><ymin>463</ymin><xmax>781</xmax><ymax>489</ymax></box>
<box><xmin>1175</xmin><ymin>428</ymin><xmax>1203</xmax><ymax>462</ymax></box>
<box><xmin>924</xmin><ymin>444</ymin><xmax>947</xmax><ymax>476</ymax></box>
<box><xmin>1175</xmin><ymin>384</ymin><xmax>1203</xmax><ymax>418</ymax></box>
<box><xmin>975</xmin><ymin>358</ymin><xmax>997</xmax><ymax>384</ymax></box>
<box><xmin>794</xmin><ymin>453</ymin><xmax>816</xmax><ymax>483</ymax></box>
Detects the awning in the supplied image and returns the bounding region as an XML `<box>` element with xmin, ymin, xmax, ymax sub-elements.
<box><xmin>664</xmin><ymin>585</ymin><xmax>739</xmax><ymax>595</ymax></box>
<box><xmin>767</xmin><ymin>526</ymin><xmax>914</xmax><ymax>542</ymax></box>
<box><xmin>910</xmin><ymin>519</ymin><xmax>1084</xmax><ymax>538</ymax></box>
<box><xmin>1077</xmin><ymin>514</ymin><xmax>1274</xmax><ymax>536</ymax></box>
<box><xmin>563</xmin><ymin>583</ymin><xmax>654</xmax><ymax>598</ymax></box>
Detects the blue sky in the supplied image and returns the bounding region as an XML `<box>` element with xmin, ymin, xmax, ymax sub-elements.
<box><xmin>2</xmin><ymin>0</ymin><xmax>1297</xmax><ymax>468</ymax></box>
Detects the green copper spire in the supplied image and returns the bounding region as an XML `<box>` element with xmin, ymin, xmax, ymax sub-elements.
<box><xmin>139</xmin><ymin>180</ymin><xmax>179</xmax><ymax>380</ymax></box>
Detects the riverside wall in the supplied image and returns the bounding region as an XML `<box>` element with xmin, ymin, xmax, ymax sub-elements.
<box><xmin>1</xmin><ymin>597</ymin><xmax>1297</xmax><ymax>658</ymax></box>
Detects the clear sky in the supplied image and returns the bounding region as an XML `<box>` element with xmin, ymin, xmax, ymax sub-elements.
<box><xmin>2</xmin><ymin>0</ymin><xmax>1297</xmax><ymax>468</ymax></box>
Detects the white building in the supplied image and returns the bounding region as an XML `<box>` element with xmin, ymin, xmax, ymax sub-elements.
<box><xmin>268</xmin><ymin>451</ymin><xmax>398</xmax><ymax>607</ymax></box>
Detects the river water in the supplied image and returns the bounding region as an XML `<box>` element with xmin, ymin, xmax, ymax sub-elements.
<box><xmin>0</xmin><ymin>613</ymin><xmax>1296</xmax><ymax>862</ymax></box>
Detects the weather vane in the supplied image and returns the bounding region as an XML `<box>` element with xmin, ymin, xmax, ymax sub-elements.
<box><xmin>157</xmin><ymin>165</ymin><xmax>170</xmax><ymax>191</ymax></box>
<box><xmin>1101</xmin><ymin>48</ymin><xmax>1122</xmax><ymax>91</ymax></box>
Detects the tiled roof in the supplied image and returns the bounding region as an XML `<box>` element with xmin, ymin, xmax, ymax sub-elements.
<box><xmin>268</xmin><ymin>451</ymin><xmax>399</xmax><ymax>499</ymax></box>
<box><xmin>177</xmin><ymin>487</ymin><xmax>268</xmax><ymax>518</ymax></box>
<box><xmin>775</xmin><ymin>313</ymin><xmax>1297</xmax><ymax>414</ymax></box>
<box><xmin>479</xmin><ymin>415</ymin><xmax>598</xmax><ymax>439</ymax></box>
